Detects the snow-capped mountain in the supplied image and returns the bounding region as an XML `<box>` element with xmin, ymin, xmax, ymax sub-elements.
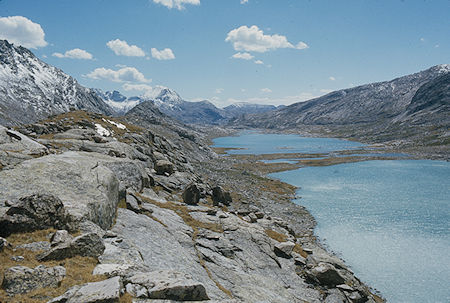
<box><xmin>95</xmin><ymin>86</ymin><xmax>279</xmax><ymax>124</ymax></box>
<box><xmin>0</xmin><ymin>40</ymin><xmax>115</xmax><ymax>126</ymax></box>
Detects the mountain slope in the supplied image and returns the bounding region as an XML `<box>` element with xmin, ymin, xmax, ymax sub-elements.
<box><xmin>0</xmin><ymin>40</ymin><xmax>115</xmax><ymax>126</ymax></box>
<box><xmin>232</xmin><ymin>64</ymin><xmax>450</xmax><ymax>132</ymax></box>
<box><xmin>233</xmin><ymin>64</ymin><xmax>450</xmax><ymax>129</ymax></box>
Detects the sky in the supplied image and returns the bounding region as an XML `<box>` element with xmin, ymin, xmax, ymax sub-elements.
<box><xmin>0</xmin><ymin>0</ymin><xmax>449</xmax><ymax>107</ymax></box>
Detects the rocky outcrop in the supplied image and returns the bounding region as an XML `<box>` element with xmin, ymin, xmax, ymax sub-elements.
<box><xmin>38</xmin><ymin>232</ymin><xmax>105</xmax><ymax>261</ymax></box>
<box><xmin>126</xmin><ymin>270</ymin><xmax>209</xmax><ymax>300</ymax></box>
<box><xmin>211</xmin><ymin>186</ymin><xmax>232</xmax><ymax>206</ymax></box>
<box><xmin>48</xmin><ymin>276</ymin><xmax>121</xmax><ymax>303</ymax></box>
<box><xmin>0</xmin><ymin>194</ymin><xmax>68</xmax><ymax>237</ymax></box>
<box><xmin>2</xmin><ymin>265</ymin><xmax>65</xmax><ymax>295</ymax></box>
<box><xmin>0</xmin><ymin>152</ymin><xmax>120</xmax><ymax>230</ymax></box>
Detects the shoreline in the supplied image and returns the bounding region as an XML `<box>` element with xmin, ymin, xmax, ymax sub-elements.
<box><xmin>205</xmin><ymin>131</ymin><xmax>391</xmax><ymax>301</ymax></box>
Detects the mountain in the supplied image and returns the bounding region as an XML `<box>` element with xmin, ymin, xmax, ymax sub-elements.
<box><xmin>95</xmin><ymin>87</ymin><xmax>278</xmax><ymax>124</ymax></box>
<box><xmin>223</xmin><ymin>102</ymin><xmax>277</xmax><ymax>117</ymax></box>
<box><xmin>233</xmin><ymin>64</ymin><xmax>450</xmax><ymax>129</ymax></box>
<box><xmin>0</xmin><ymin>40</ymin><xmax>115</xmax><ymax>126</ymax></box>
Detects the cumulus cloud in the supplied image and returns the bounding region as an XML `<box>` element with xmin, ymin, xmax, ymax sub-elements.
<box><xmin>0</xmin><ymin>16</ymin><xmax>47</xmax><ymax>49</ymax></box>
<box><xmin>86</xmin><ymin>66</ymin><xmax>151</xmax><ymax>83</ymax></box>
<box><xmin>240</xmin><ymin>0</ymin><xmax>249</xmax><ymax>4</ymax></box>
<box><xmin>151</xmin><ymin>48</ymin><xmax>175</xmax><ymax>60</ymax></box>
<box><xmin>254</xmin><ymin>60</ymin><xmax>264</xmax><ymax>65</ymax></box>
<box><xmin>225</xmin><ymin>25</ymin><xmax>308</xmax><ymax>53</ymax></box>
<box><xmin>52</xmin><ymin>48</ymin><xmax>93</xmax><ymax>60</ymax></box>
<box><xmin>107</xmin><ymin>39</ymin><xmax>145</xmax><ymax>57</ymax></box>
<box><xmin>152</xmin><ymin>0</ymin><xmax>200</xmax><ymax>10</ymax></box>
<box><xmin>231</xmin><ymin>52</ymin><xmax>254</xmax><ymax>60</ymax></box>
<box><xmin>329</xmin><ymin>76</ymin><xmax>336</xmax><ymax>81</ymax></box>
<box><xmin>261</xmin><ymin>88</ymin><xmax>272</xmax><ymax>93</ymax></box>
<box><xmin>215</xmin><ymin>88</ymin><xmax>224</xmax><ymax>94</ymax></box>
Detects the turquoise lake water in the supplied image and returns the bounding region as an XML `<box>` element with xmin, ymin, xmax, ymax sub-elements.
<box><xmin>213</xmin><ymin>133</ymin><xmax>450</xmax><ymax>303</ymax></box>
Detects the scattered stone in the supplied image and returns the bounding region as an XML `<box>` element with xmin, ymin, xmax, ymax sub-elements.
<box><xmin>207</xmin><ymin>209</ymin><xmax>217</xmax><ymax>216</ymax></box>
<box><xmin>182</xmin><ymin>183</ymin><xmax>201</xmax><ymax>205</ymax></box>
<box><xmin>155</xmin><ymin>160</ymin><xmax>174</xmax><ymax>175</ymax></box>
<box><xmin>294</xmin><ymin>255</ymin><xmax>307</xmax><ymax>266</ymax></box>
<box><xmin>0</xmin><ymin>194</ymin><xmax>67</xmax><ymax>237</ymax></box>
<box><xmin>125</xmin><ymin>283</ymin><xmax>148</xmax><ymax>298</ymax></box>
<box><xmin>309</xmin><ymin>263</ymin><xmax>346</xmax><ymax>287</ymax></box>
<box><xmin>336</xmin><ymin>284</ymin><xmax>354</xmax><ymax>291</ymax></box>
<box><xmin>10</xmin><ymin>255</ymin><xmax>24</xmax><ymax>262</ymax></box>
<box><xmin>274</xmin><ymin>241</ymin><xmax>296</xmax><ymax>258</ymax></box>
<box><xmin>248</xmin><ymin>212</ymin><xmax>258</xmax><ymax>223</ymax></box>
<box><xmin>324</xmin><ymin>288</ymin><xmax>347</xmax><ymax>303</ymax></box>
<box><xmin>17</xmin><ymin>241</ymin><xmax>51</xmax><ymax>252</ymax></box>
<box><xmin>38</xmin><ymin>232</ymin><xmax>105</xmax><ymax>261</ymax></box>
<box><xmin>212</xmin><ymin>186</ymin><xmax>232</xmax><ymax>206</ymax></box>
<box><xmin>254</xmin><ymin>211</ymin><xmax>265</xmax><ymax>219</ymax></box>
<box><xmin>103</xmin><ymin>230</ymin><xmax>118</xmax><ymax>238</ymax></box>
<box><xmin>303</xmin><ymin>247</ymin><xmax>314</xmax><ymax>254</ymax></box>
<box><xmin>50</xmin><ymin>230</ymin><xmax>73</xmax><ymax>247</ymax></box>
<box><xmin>48</xmin><ymin>276</ymin><xmax>121</xmax><ymax>303</ymax></box>
<box><xmin>0</xmin><ymin>237</ymin><xmax>10</xmax><ymax>251</ymax></box>
<box><xmin>127</xmin><ymin>270</ymin><xmax>209</xmax><ymax>301</ymax></box>
<box><xmin>348</xmin><ymin>291</ymin><xmax>364</xmax><ymax>302</ymax></box>
<box><xmin>2</xmin><ymin>265</ymin><xmax>65</xmax><ymax>295</ymax></box>
<box><xmin>126</xmin><ymin>193</ymin><xmax>141</xmax><ymax>213</ymax></box>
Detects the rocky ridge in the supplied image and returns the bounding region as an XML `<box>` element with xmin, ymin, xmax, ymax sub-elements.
<box><xmin>0</xmin><ymin>40</ymin><xmax>115</xmax><ymax>126</ymax></box>
<box><xmin>0</xmin><ymin>110</ymin><xmax>383</xmax><ymax>302</ymax></box>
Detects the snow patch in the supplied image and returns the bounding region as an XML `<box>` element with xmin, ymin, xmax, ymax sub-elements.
<box><xmin>102</xmin><ymin>118</ymin><xmax>126</xmax><ymax>130</ymax></box>
<box><xmin>95</xmin><ymin>123</ymin><xmax>111</xmax><ymax>137</ymax></box>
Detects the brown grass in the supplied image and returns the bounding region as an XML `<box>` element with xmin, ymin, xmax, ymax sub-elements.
<box><xmin>0</xmin><ymin>229</ymin><xmax>104</xmax><ymax>302</ymax></box>
<box><xmin>292</xmin><ymin>243</ymin><xmax>308</xmax><ymax>258</ymax></box>
<box><xmin>265</xmin><ymin>229</ymin><xmax>288</xmax><ymax>243</ymax></box>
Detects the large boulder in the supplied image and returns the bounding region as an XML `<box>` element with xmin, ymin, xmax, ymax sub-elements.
<box><xmin>0</xmin><ymin>151</ymin><xmax>119</xmax><ymax>229</ymax></box>
<box><xmin>212</xmin><ymin>186</ymin><xmax>232</xmax><ymax>206</ymax></box>
<box><xmin>48</xmin><ymin>276</ymin><xmax>121</xmax><ymax>303</ymax></box>
<box><xmin>0</xmin><ymin>194</ymin><xmax>68</xmax><ymax>237</ymax></box>
<box><xmin>38</xmin><ymin>232</ymin><xmax>105</xmax><ymax>261</ymax></box>
<box><xmin>126</xmin><ymin>270</ymin><xmax>209</xmax><ymax>301</ymax></box>
<box><xmin>182</xmin><ymin>183</ymin><xmax>201</xmax><ymax>205</ymax></box>
<box><xmin>309</xmin><ymin>263</ymin><xmax>346</xmax><ymax>287</ymax></box>
<box><xmin>154</xmin><ymin>159</ymin><xmax>174</xmax><ymax>175</ymax></box>
<box><xmin>2</xmin><ymin>265</ymin><xmax>66</xmax><ymax>295</ymax></box>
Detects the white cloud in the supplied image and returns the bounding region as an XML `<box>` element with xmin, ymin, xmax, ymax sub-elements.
<box><xmin>225</xmin><ymin>25</ymin><xmax>308</xmax><ymax>53</ymax></box>
<box><xmin>215</xmin><ymin>88</ymin><xmax>224</xmax><ymax>94</ymax></box>
<box><xmin>240</xmin><ymin>0</ymin><xmax>249</xmax><ymax>4</ymax></box>
<box><xmin>254</xmin><ymin>60</ymin><xmax>264</xmax><ymax>65</ymax></box>
<box><xmin>86</xmin><ymin>66</ymin><xmax>151</xmax><ymax>83</ymax></box>
<box><xmin>152</xmin><ymin>0</ymin><xmax>200</xmax><ymax>10</ymax></box>
<box><xmin>329</xmin><ymin>76</ymin><xmax>336</xmax><ymax>81</ymax></box>
<box><xmin>296</xmin><ymin>41</ymin><xmax>309</xmax><ymax>50</ymax></box>
<box><xmin>106</xmin><ymin>39</ymin><xmax>145</xmax><ymax>57</ymax></box>
<box><xmin>231</xmin><ymin>52</ymin><xmax>254</xmax><ymax>60</ymax></box>
<box><xmin>0</xmin><ymin>16</ymin><xmax>47</xmax><ymax>49</ymax></box>
<box><xmin>261</xmin><ymin>88</ymin><xmax>272</xmax><ymax>93</ymax></box>
<box><xmin>420</xmin><ymin>37</ymin><xmax>425</xmax><ymax>42</ymax></box>
<box><xmin>151</xmin><ymin>48</ymin><xmax>175</xmax><ymax>60</ymax></box>
<box><xmin>52</xmin><ymin>48</ymin><xmax>93</xmax><ymax>60</ymax></box>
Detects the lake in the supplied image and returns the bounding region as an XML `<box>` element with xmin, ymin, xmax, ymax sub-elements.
<box><xmin>213</xmin><ymin>133</ymin><xmax>450</xmax><ymax>303</ymax></box>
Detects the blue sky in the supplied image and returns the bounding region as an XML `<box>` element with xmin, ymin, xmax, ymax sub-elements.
<box><xmin>0</xmin><ymin>0</ymin><xmax>449</xmax><ymax>107</ymax></box>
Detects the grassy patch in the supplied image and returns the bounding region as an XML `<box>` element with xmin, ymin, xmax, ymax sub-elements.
<box><xmin>265</xmin><ymin>229</ymin><xmax>288</xmax><ymax>242</ymax></box>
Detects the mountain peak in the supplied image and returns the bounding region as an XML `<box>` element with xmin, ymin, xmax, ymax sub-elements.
<box><xmin>0</xmin><ymin>40</ymin><xmax>115</xmax><ymax>125</ymax></box>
